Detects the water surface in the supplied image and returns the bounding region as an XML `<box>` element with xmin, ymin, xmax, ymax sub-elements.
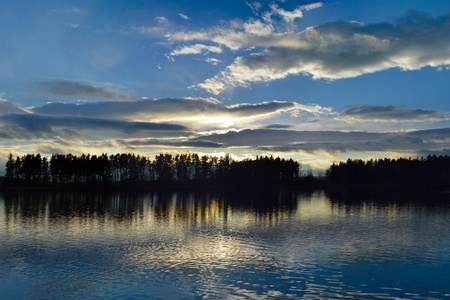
<box><xmin>0</xmin><ymin>189</ymin><xmax>449</xmax><ymax>299</ymax></box>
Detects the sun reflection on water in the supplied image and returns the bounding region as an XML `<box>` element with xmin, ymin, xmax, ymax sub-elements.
<box><xmin>0</xmin><ymin>189</ymin><xmax>449</xmax><ymax>299</ymax></box>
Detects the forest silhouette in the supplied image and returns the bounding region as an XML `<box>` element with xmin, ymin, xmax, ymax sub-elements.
<box><xmin>3</xmin><ymin>153</ymin><xmax>301</xmax><ymax>188</ymax></box>
<box><xmin>3</xmin><ymin>153</ymin><xmax>450</xmax><ymax>189</ymax></box>
<box><xmin>326</xmin><ymin>155</ymin><xmax>450</xmax><ymax>187</ymax></box>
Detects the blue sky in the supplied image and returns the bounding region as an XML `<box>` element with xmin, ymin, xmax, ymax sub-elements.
<box><xmin>1</xmin><ymin>0</ymin><xmax>450</xmax><ymax>174</ymax></box>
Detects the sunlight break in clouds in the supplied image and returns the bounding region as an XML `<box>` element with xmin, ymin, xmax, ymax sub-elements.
<box><xmin>32</xmin><ymin>98</ymin><xmax>308</xmax><ymax>124</ymax></box>
<box><xmin>193</xmin><ymin>10</ymin><xmax>450</xmax><ymax>94</ymax></box>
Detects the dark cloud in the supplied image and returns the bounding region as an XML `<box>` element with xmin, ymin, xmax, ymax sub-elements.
<box><xmin>0</xmin><ymin>98</ymin><xmax>29</xmax><ymax>115</ymax></box>
<box><xmin>34</xmin><ymin>98</ymin><xmax>296</xmax><ymax>120</ymax></box>
<box><xmin>0</xmin><ymin>114</ymin><xmax>190</xmax><ymax>139</ymax></box>
<box><xmin>35</xmin><ymin>80</ymin><xmax>130</xmax><ymax>100</ymax></box>
<box><xmin>122</xmin><ymin>138</ymin><xmax>223</xmax><ymax>148</ymax></box>
<box><xmin>417</xmin><ymin>148</ymin><xmax>450</xmax><ymax>157</ymax></box>
<box><xmin>263</xmin><ymin>124</ymin><xmax>292</xmax><ymax>129</ymax></box>
<box><xmin>191</xmin><ymin>129</ymin><xmax>385</xmax><ymax>147</ymax></box>
<box><xmin>338</xmin><ymin>105</ymin><xmax>449</xmax><ymax>122</ymax></box>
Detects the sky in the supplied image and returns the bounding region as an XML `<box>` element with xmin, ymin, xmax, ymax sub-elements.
<box><xmin>0</xmin><ymin>0</ymin><xmax>450</xmax><ymax>175</ymax></box>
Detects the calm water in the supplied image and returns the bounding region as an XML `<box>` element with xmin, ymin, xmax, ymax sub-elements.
<box><xmin>0</xmin><ymin>189</ymin><xmax>449</xmax><ymax>299</ymax></box>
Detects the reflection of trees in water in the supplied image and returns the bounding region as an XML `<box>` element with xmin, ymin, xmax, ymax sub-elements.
<box><xmin>1</xmin><ymin>189</ymin><xmax>307</xmax><ymax>226</ymax></box>
<box><xmin>325</xmin><ymin>187</ymin><xmax>450</xmax><ymax>217</ymax></box>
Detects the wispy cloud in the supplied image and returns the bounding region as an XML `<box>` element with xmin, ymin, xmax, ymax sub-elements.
<box><xmin>337</xmin><ymin>105</ymin><xmax>450</xmax><ymax>122</ymax></box>
<box><xmin>135</xmin><ymin>16</ymin><xmax>170</xmax><ymax>35</ymax></box>
<box><xmin>170</xmin><ymin>44</ymin><xmax>222</xmax><ymax>56</ymax></box>
<box><xmin>179</xmin><ymin>13</ymin><xmax>189</xmax><ymax>20</ymax></box>
<box><xmin>64</xmin><ymin>5</ymin><xmax>85</xmax><ymax>14</ymax></box>
<box><xmin>246</xmin><ymin>1</ymin><xmax>262</xmax><ymax>16</ymax></box>
<box><xmin>36</xmin><ymin>80</ymin><xmax>131</xmax><ymax>101</ymax></box>
<box><xmin>205</xmin><ymin>57</ymin><xmax>222</xmax><ymax>65</ymax></box>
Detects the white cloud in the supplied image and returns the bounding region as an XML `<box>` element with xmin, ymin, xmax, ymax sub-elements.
<box><xmin>246</xmin><ymin>1</ymin><xmax>263</xmax><ymax>16</ymax></box>
<box><xmin>170</xmin><ymin>44</ymin><xmax>223</xmax><ymax>56</ymax></box>
<box><xmin>300</xmin><ymin>2</ymin><xmax>325</xmax><ymax>11</ymax></box>
<box><xmin>165</xmin><ymin>4</ymin><xmax>320</xmax><ymax>51</ymax></box>
<box><xmin>205</xmin><ymin>58</ymin><xmax>222</xmax><ymax>65</ymax></box>
<box><xmin>269</xmin><ymin>3</ymin><xmax>305</xmax><ymax>24</ymax></box>
<box><xmin>179</xmin><ymin>13</ymin><xmax>189</xmax><ymax>20</ymax></box>
<box><xmin>156</xmin><ymin>16</ymin><xmax>168</xmax><ymax>24</ymax></box>
<box><xmin>165</xmin><ymin>31</ymin><xmax>209</xmax><ymax>41</ymax></box>
<box><xmin>198</xmin><ymin>10</ymin><xmax>450</xmax><ymax>94</ymax></box>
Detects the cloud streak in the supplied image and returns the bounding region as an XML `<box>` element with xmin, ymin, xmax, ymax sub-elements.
<box><xmin>337</xmin><ymin>105</ymin><xmax>450</xmax><ymax>122</ymax></box>
<box><xmin>36</xmin><ymin>80</ymin><xmax>131</xmax><ymax>100</ymax></box>
<box><xmin>170</xmin><ymin>44</ymin><xmax>222</xmax><ymax>56</ymax></box>
<box><xmin>0</xmin><ymin>114</ymin><xmax>190</xmax><ymax>139</ymax></box>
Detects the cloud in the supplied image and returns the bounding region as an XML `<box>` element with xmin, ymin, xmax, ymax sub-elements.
<box><xmin>121</xmin><ymin>138</ymin><xmax>223</xmax><ymax>148</ymax></box>
<box><xmin>165</xmin><ymin>31</ymin><xmax>209</xmax><ymax>41</ymax></box>
<box><xmin>0</xmin><ymin>114</ymin><xmax>190</xmax><ymax>140</ymax></box>
<box><xmin>337</xmin><ymin>105</ymin><xmax>450</xmax><ymax>122</ymax></box>
<box><xmin>64</xmin><ymin>6</ymin><xmax>85</xmax><ymax>14</ymax></box>
<box><xmin>170</xmin><ymin>44</ymin><xmax>223</xmax><ymax>56</ymax></box>
<box><xmin>197</xmin><ymin>10</ymin><xmax>450</xmax><ymax>94</ymax></box>
<box><xmin>135</xmin><ymin>16</ymin><xmax>170</xmax><ymax>35</ymax></box>
<box><xmin>179</xmin><ymin>13</ymin><xmax>189</xmax><ymax>20</ymax></box>
<box><xmin>263</xmin><ymin>124</ymin><xmax>292</xmax><ymax>129</ymax></box>
<box><xmin>188</xmin><ymin>127</ymin><xmax>450</xmax><ymax>156</ymax></box>
<box><xmin>205</xmin><ymin>58</ymin><xmax>222</xmax><ymax>65</ymax></box>
<box><xmin>268</xmin><ymin>3</ymin><xmax>305</xmax><ymax>24</ymax></box>
<box><xmin>246</xmin><ymin>2</ymin><xmax>262</xmax><ymax>16</ymax></box>
<box><xmin>166</xmin><ymin>4</ymin><xmax>322</xmax><ymax>51</ymax></box>
<box><xmin>33</xmin><ymin>98</ymin><xmax>302</xmax><ymax>122</ymax></box>
<box><xmin>36</xmin><ymin>80</ymin><xmax>131</xmax><ymax>100</ymax></box>
<box><xmin>0</xmin><ymin>98</ymin><xmax>30</xmax><ymax>115</ymax></box>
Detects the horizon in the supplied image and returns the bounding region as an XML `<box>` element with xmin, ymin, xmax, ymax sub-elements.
<box><xmin>1</xmin><ymin>0</ymin><xmax>449</xmax><ymax>176</ymax></box>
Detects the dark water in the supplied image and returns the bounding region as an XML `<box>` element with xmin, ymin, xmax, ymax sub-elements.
<box><xmin>0</xmin><ymin>189</ymin><xmax>449</xmax><ymax>299</ymax></box>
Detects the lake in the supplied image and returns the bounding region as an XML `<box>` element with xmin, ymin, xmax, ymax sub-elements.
<box><xmin>0</xmin><ymin>188</ymin><xmax>449</xmax><ymax>299</ymax></box>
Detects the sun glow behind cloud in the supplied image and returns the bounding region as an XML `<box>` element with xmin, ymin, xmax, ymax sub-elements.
<box><xmin>0</xmin><ymin>1</ymin><xmax>449</xmax><ymax>175</ymax></box>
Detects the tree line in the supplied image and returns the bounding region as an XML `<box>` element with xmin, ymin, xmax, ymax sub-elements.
<box><xmin>326</xmin><ymin>155</ymin><xmax>450</xmax><ymax>187</ymax></box>
<box><xmin>3</xmin><ymin>152</ymin><xmax>301</xmax><ymax>187</ymax></box>
<box><xmin>5</xmin><ymin>153</ymin><xmax>449</xmax><ymax>189</ymax></box>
